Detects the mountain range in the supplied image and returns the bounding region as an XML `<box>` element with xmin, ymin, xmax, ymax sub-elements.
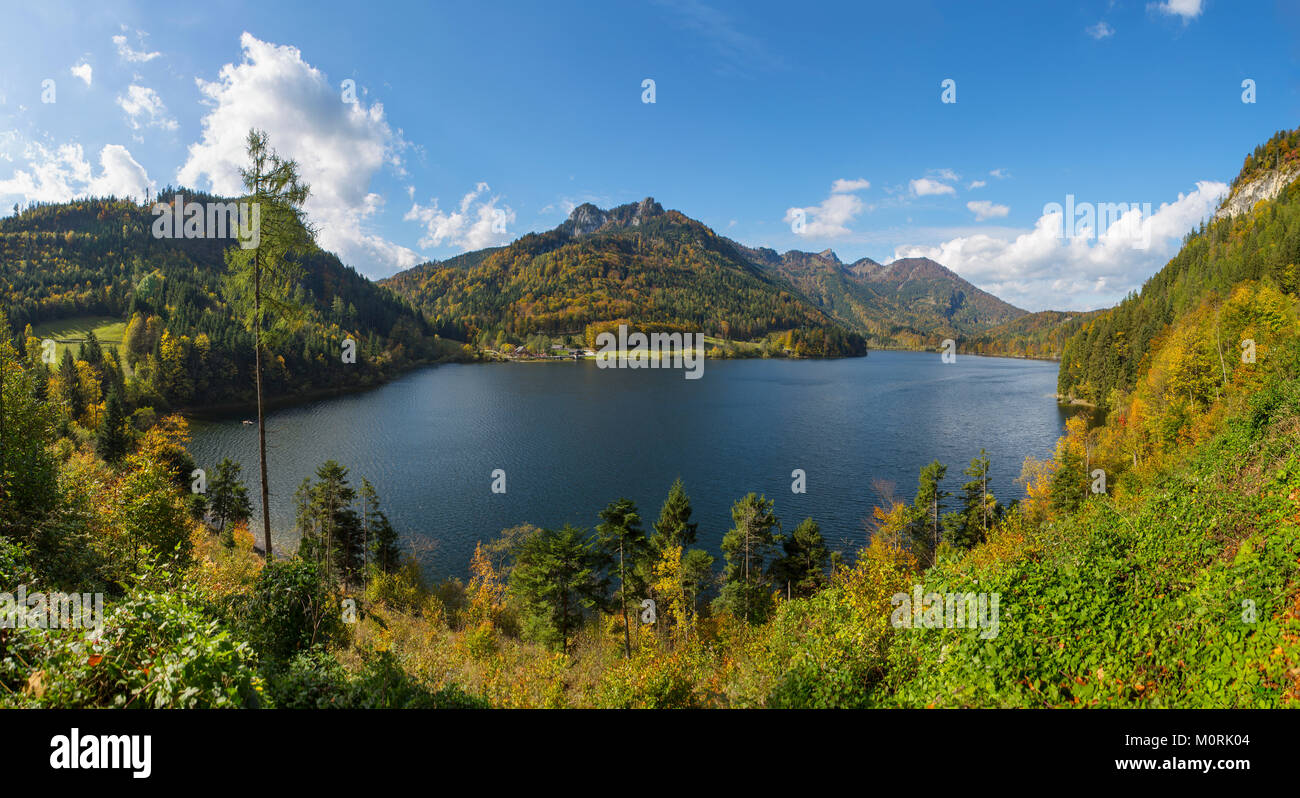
<box><xmin>381</xmin><ymin>196</ymin><xmax>1076</xmax><ymax>358</ymax></box>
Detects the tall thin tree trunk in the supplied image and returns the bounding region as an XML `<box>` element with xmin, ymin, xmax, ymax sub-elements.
<box><xmin>255</xmin><ymin>252</ymin><xmax>272</xmax><ymax>558</ymax></box>
<box><xmin>982</xmin><ymin>469</ymin><xmax>988</xmax><ymax>536</ymax></box>
<box><xmin>363</xmin><ymin>492</ymin><xmax>369</xmax><ymax>592</ymax></box>
<box><xmin>620</xmin><ymin>543</ymin><xmax>631</xmax><ymax>658</ymax></box>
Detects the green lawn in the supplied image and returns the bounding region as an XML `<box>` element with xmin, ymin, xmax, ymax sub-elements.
<box><xmin>30</xmin><ymin>316</ymin><xmax>127</xmax><ymax>361</ymax></box>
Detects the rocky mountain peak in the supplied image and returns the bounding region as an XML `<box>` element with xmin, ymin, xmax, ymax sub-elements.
<box><xmin>566</xmin><ymin>203</ymin><xmax>609</xmax><ymax>236</ymax></box>
<box><xmin>563</xmin><ymin>197</ymin><xmax>664</xmax><ymax>236</ymax></box>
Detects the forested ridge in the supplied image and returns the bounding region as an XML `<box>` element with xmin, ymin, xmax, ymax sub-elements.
<box><xmin>738</xmin><ymin>246</ymin><xmax>1036</xmax><ymax>352</ymax></box>
<box><xmin>381</xmin><ymin>198</ymin><xmax>869</xmax><ymax>357</ymax></box>
<box><xmin>1059</xmin><ymin>128</ymin><xmax>1300</xmax><ymax>408</ymax></box>
<box><xmin>0</xmin><ymin>191</ymin><xmax>458</xmax><ymax>413</ymax></box>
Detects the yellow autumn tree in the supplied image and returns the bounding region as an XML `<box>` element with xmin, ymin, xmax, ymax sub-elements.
<box><xmin>465</xmin><ymin>541</ymin><xmax>509</xmax><ymax>631</ymax></box>
<box><xmin>652</xmin><ymin>543</ymin><xmax>690</xmax><ymax>645</ymax></box>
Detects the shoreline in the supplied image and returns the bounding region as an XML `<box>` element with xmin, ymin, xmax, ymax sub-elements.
<box><xmin>179</xmin><ymin>354</ymin><xmax>469</xmax><ymax>421</ymax></box>
<box><xmin>180</xmin><ymin>344</ymin><xmax>1067</xmax><ymax>422</ymax></box>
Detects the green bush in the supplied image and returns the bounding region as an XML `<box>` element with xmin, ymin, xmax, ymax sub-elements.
<box><xmin>242</xmin><ymin>558</ymin><xmax>347</xmax><ymax>665</ymax></box>
<box><xmin>5</xmin><ymin>587</ymin><xmax>260</xmax><ymax>708</ymax></box>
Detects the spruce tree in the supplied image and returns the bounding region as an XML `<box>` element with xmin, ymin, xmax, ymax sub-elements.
<box><xmin>94</xmin><ymin>384</ymin><xmax>131</xmax><ymax>464</ymax></box>
<box><xmin>651</xmin><ymin>477</ymin><xmax>699</xmax><ymax>549</ymax></box>
<box><xmin>714</xmin><ymin>492</ymin><xmax>779</xmax><ymax>623</ymax></box>
<box><xmin>360</xmin><ymin>477</ymin><xmax>401</xmax><ymax>575</ymax></box>
<box><xmin>596</xmin><ymin>497</ymin><xmax>649</xmax><ymax>657</ymax></box>
<box><xmin>910</xmin><ymin>460</ymin><xmax>949</xmax><ymax>564</ymax></box>
<box><xmin>770</xmin><ymin>517</ymin><xmax>831</xmax><ymax>598</ymax></box>
<box><xmin>209</xmin><ymin>458</ymin><xmax>253</xmax><ymax>547</ymax></box>
<box><xmin>509</xmin><ymin>525</ymin><xmax>604</xmax><ymax>652</ymax></box>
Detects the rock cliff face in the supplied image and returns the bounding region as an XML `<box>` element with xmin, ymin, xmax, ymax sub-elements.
<box><xmin>565</xmin><ymin>203</ymin><xmax>609</xmax><ymax>235</ymax></box>
<box><xmin>562</xmin><ymin>197</ymin><xmax>665</xmax><ymax>236</ymax></box>
<box><xmin>1216</xmin><ymin>166</ymin><xmax>1300</xmax><ymax>220</ymax></box>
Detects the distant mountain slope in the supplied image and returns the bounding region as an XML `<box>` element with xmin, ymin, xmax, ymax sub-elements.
<box><xmin>1058</xmin><ymin>127</ymin><xmax>1300</xmax><ymax>407</ymax></box>
<box><xmin>381</xmin><ymin>198</ymin><xmax>867</xmax><ymax>356</ymax></box>
<box><xmin>733</xmin><ymin>243</ymin><xmax>1027</xmax><ymax>348</ymax></box>
<box><xmin>0</xmin><ymin>192</ymin><xmax>450</xmax><ymax>409</ymax></box>
<box><xmin>963</xmin><ymin>309</ymin><xmax>1105</xmax><ymax>360</ymax></box>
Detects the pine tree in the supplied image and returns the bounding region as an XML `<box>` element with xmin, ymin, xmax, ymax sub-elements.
<box><xmin>79</xmin><ymin>330</ymin><xmax>103</xmax><ymax>369</ymax></box>
<box><xmin>910</xmin><ymin>460</ymin><xmax>949</xmax><ymax>564</ymax></box>
<box><xmin>651</xmin><ymin>477</ymin><xmax>699</xmax><ymax>549</ymax></box>
<box><xmin>509</xmin><ymin>525</ymin><xmax>604</xmax><ymax>652</ymax></box>
<box><xmin>770</xmin><ymin>517</ymin><xmax>831</xmax><ymax>598</ymax></box>
<box><xmin>208</xmin><ymin>457</ymin><xmax>252</xmax><ymax>547</ymax></box>
<box><xmin>596</xmin><ymin>497</ymin><xmax>649</xmax><ymax>657</ymax></box>
<box><xmin>57</xmin><ymin>348</ymin><xmax>83</xmax><ymax>421</ymax></box>
<box><xmin>714</xmin><ymin>492</ymin><xmax>779</xmax><ymax>623</ymax></box>
<box><xmin>94</xmin><ymin>384</ymin><xmax>131</xmax><ymax>464</ymax></box>
<box><xmin>360</xmin><ymin>477</ymin><xmax>401</xmax><ymax>575</ymax></box>
<box><xmin>297</xmin><ymin>461</ymin><xmax>363</xmax><ymax>584</ymax></box>
<box><xmin>947</xmin><ymin>449</ymin><xmax>999</xmax><ymax>550</ymax></box>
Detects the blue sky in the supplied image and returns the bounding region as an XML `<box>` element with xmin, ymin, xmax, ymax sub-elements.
<box><xmin>1</xmin><ymin>0</ymin><xmax>1296</xmax><ymax>310</ymax></box>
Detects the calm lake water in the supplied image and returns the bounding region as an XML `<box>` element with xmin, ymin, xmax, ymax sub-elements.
<box><xmin>187</xmin><ymin>351</ymin><xmax>1074</xmax><ymax>580</ymax></box>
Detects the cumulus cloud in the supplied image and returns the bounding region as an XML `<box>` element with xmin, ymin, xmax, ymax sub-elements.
<box><xmin>0</xmin><ymin>140</ymin><xmax>153</xmax><ymax>204</ymax></box>
<box><xmin>405</xmin><ymin>182</ymin><xmax>516</xmax><ymax>251</ymax></box>
<box><xmin>831</xmin><ymin>177</ymin><xmax>871</xmax><ymax>193</ymax></box>
<box><xmin>968</xmin><ymin>179</ymin><xmax>987</xmax><ymax>189</ymax></box>
<box><xmin>966</xmin><ymin>200</ymin><xmax>1009</xmax><ymax>221</ymax></box>
<box><xmin>70</xmin><ymin>61</ymin><xmax>93</xmax><ymax>86</ymax></box>
<box><xmin>1151</xmin><ymin>0</ymin><xmax>1203</xmax><ymax>21</ymax></box>
<box><xmin>893</xmin><ymin>181</ymin><xmax>1228</xmax><ymax>310</ymax></box>
<box><xmin>89</xmin><ymin>144</ymin><xmax>154</xmax><ymax>197</ymax></box>
<box><xmin>989</xmin><ymin>168</ymin><xmax>1009</xmax><ymax>179</ymax></box>
<box><xmin>177</xmin><ymin>32</ymin><xmax>420</xmax><ymax>276</ymax></box>
<box><xmin>910</xmin><ymin>177</ymin><xmax>956</xmax><ymax>197</ymax></box>
<box><xmin>784</xmin><ymin>178</ymin><xmax>872</xmax><ymax>238</ymax></box>
<box><xmin>1087</xmin><ymin>21</ymin><xmax>1115</xmax><ymax>39</ymax></box>
<box><xmin>117</xmin><ymin>85</ymin><xmax>177</xmax><ymax>131</ymax></box>
<box><xmin>112</xmin><ymin>30</ymin><xmax>161</xmax><ymax>63</ymax></box>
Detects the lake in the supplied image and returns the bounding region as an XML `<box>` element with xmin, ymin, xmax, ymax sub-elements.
<box><xmin>187</xmin><ymin>351</ymin><xmax>1074</xmax><ymax>580</ymax></box>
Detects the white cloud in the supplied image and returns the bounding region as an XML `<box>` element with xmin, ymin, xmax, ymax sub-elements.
<box><xmin>112</xmin><ymin>31</ymin><xmax>161</xmax><ymax>63</ymax></box>
<box><xmin>117</xmin><ymin>85</ymin><xmax>177</xmax><ymax>131</ymax></box>
<box><xmin>0</xmin><ymin>140</ymin><xmax>153</xmax><ymax>204</ymax></box>
<box><xmin>1152</xmin><ymin>0</ymin><xmax>1203</xmax><ymax>21</ymax></box>
<box><xmin>831</xmin><ymin>177</ymin><xmax>871</xmax><ymax>193</ymax></box>
<box><xmin>968</xmin><ymin>180</ymin><xmax>987</xmax><ymax>189</ymax></box>
<box><xmin>405</xmin><ymin>182</ymin><xmax>516</xmax><ymax>251</ymax></box>
<box><xmin>893</xmin><ymin>181</ymin><xmax>1228</xmax><ymax>310</ymax></box>
<box><xmin>70</xmin><ymin>62</ymin><xmax>93</xmax><ymax>87</ymax></box>
<box><xmin>989</xmin><ymin>168</ymin><xmax>1009</xmax><ymax>179</ymax></box>
<box><xmin>966</xmin><ymin>200</ymin><xmax>1009</xmax><ymax>221</ymax></box>
<box><xmin>89</xmin><ymin>144</ymin><xmax>154</xmax><ymax>198</ymax></box>
<box><xmin>1087</xmin><ymin>21</ymin><xmax>1115</xmax><ymax>39</ymax></box>
<box><xmin>177</xmin><ymin>32</ymin><xmax>420</xmax><ymax>276</ymax></box>
<box><xmin>930</xmin><ymin>168</ymin><xmax>960</xmax><ymax>183</ymax></box>
<box><xmin>784</xmin><ymin>179</ymin><xmax>872</xmax><ymax>238</ymax></box>
<box><xmin>910</xmin><ymin>177</ymin><xmax>956</xmax><ymax>197</ymax></box>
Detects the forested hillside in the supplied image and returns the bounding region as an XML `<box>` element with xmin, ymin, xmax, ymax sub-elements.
<box><xmin>3</xmin><ymin>129</ymin><xmax>1297</xmax><ymax>709</ymax></box>
<box><xmin>737</xmin><ymin>245</ymin><xmax>1028</xmax><ymax>350</ymax></box>
<box><xmin>381</xmin><ymin>198</ymin><xmax>868</xmax><ymax>357</ymax></box>
<box><xmin>1059</xmin><ymin>128</ymin><xmax>1300</xmax><ymax>408</ymax></box>
<box><xmin>0</xmin><ymin>192</ymin><xmax>457</xmax><ymax>412</ymax></box>
<box><xmin>964</xmin><ymin>309</ymin><xmax>1105</xmax><ymax>360</ymax></box>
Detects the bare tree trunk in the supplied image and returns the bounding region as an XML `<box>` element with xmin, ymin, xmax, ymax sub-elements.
<box><xmin>255</xmin><ymin>252</ymin><xmax>272</xmax><ymax>558</ymax></box>
<box><xmin>620</xmin><ymin>543</ymin><xmax>631</xmax><ymax>658</ymax></box>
